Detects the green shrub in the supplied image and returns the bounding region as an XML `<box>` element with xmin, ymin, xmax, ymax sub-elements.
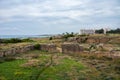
<box><xmin>22</xmin><ymin>38</ymin><xmax>33</xmax><ymax>42</ymax></box>
<box><xmin>98</xmin><ymin>56</ymin><xmax>113</xmax><ymax>61</ymax></box>
<box><xmin>2</xmin><ymin>38</ymin><xmax>22</xmax><ymax>43</ymax></box>
<box><xmin>49</xmin><ymin>37</ymin><xmax>53</xmax><ymax>40</ymax></box>
<box><xmin>34</xmin><ymin>44</ymin><xmax>40</xmax><ymax>50</ymax></box>
<box><xmin>89</xmin><ymin>56</ymin><xmax>96</xmax><ymax>59</ymax></box>
<box><xmin>95</xmin><ymin>29</ymin><xmax>104</xmax><ymax>34</ymax></box>
<box><xmin>1</xmin><ymin>38</ymin><xmax>33</xmax><ymax>43</ymax></box>
<box><xmin>114</xmin><ymin>65</ymin><xmax>120</xmax><ymax>72</ymax></box>
<box><xmin>107</xmin><ymin>28</ymin><xmax>120</xmax><ymax>34</ymax></box>
<box><xmin>62</xmin><ymin>32</ymin><xmax>75</xmax><ymax>40</ymax></box>
<box><xmin>81</xmin><ymin>37</ymin><xmax>88</xmax><ymax>43</ymax></box>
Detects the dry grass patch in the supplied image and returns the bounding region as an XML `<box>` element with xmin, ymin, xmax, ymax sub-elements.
<box><xmin>21</xmin><ymin>59</ymin><xmax>40</xmax><ymax>67</ymax></box>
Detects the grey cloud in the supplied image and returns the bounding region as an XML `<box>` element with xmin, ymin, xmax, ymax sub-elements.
<box><xmin>0</xmin><ymin>0</ymin><xmax>120</xmax><ymax>29</ymax></box>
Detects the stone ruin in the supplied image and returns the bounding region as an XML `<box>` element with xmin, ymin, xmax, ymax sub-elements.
<box><xmin>0</xmin><ymin>50</ymin><xmax>4</xmax><ymax>57</ymax></box>
<box><xmin>0</xmin><ymin>44</ymin><xmax>34</xmax><ymax>57</ymax></box>
<box><xmin>1</xmin><ymin>42</ymin><xmax>119</xmax><ymax>58</ymax></box>
<box><xmin>67</xmin><ymin>36</ymin><xmax>113</xmax><ymax>44</ymax></box>
<box><xmin>0</xmin><ymin>44</ymin><xmax>57</xmax><ymax>57</ymax></box>
<box><xmin>40</xmin><ymin>44</ymin><xmax>57</xmax><ymax>53</ymax></box>
<box><xmin>0</xmin><ymin>43</ymin><xmax>84</xmax><ymax>57</ymax></box>
<box><xmin>86</xmin><ymin>37</ymin><xmax>111</xmax><ymax>43</ymax></box>
<box><xmin>61</xmin><ymin>43</ymin><xmax>83</xmax><ymax>54</ymax></box>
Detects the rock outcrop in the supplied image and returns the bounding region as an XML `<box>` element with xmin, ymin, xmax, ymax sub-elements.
<box><xmin>62</xmin><ymin>43</ymin><xmax>83</xmax><ymax>54</ymax></box>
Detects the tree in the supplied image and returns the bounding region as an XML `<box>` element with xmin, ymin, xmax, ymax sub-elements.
<box><xmin>62</xmin><ymin>32</ymin><xmax>75</xmax><ymax>40</ymax></box>
<box><xmin>107</xmin><ymin>28</ymin><xmax>120</xmax><ymax>34</ymax></box>
<box><xmin>95</xmin><ymin>29</ymin><xmax>104</xmax><ymax>34</ymax></box>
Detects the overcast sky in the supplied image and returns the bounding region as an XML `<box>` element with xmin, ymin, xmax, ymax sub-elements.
<box><xmin>0</xmin><ymin>0</ymin><xmax>120</xmax><ymax>35</ymax></box>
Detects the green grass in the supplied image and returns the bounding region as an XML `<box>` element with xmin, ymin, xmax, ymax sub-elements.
<box><xmin>38</xmin><ymin>58</ymin><xmax>85</xmax><ymax>80</ymax></box>
<box><xmin>0</xmin><ymin>60</ymin><xmax>31</xmax><ymax>80</ymax></box>
<box><xmin>0</xmin><ymin>50</ymin><xmax>88</xmax><ymax>80</ymax></box>
<box><xmin>1</xmin><ymin>50</ymin><xmax>117</xmax><ymax>80</ymax></box>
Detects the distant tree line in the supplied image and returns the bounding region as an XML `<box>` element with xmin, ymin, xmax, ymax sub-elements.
<box><xmin>95</xmin><ymin>28</ymin><xmax>120</xmax><ymax>34</ymax></box>
<box><xmin>62</xmin><ymin>32</ymin><xmax>75</xmax><ymax>40</ymax></box>
<box><xmin>0</xmin><ymin>38</ymin><xmax>33</xmax><ymax>43</ymax></box>
<box><xmin>95</xmin><ymin>29</ymin><xmax>104</xmax><ymax>34</ymax></box>
<box><xmin>107</xmin><ymin>28</ymin><xmax>120</xmax><ymax>34</ymax></box>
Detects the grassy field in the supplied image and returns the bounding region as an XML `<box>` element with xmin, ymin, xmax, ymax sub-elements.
<box><xmin>0</xmin><ymin>35</ymin><xmax>120</xmax><ymax>80</ymax></box>
<box><xmin>0</xmin><ymin>50</ymin><xmax>120</xmax><ymax>80</ymax></box>
<box><xmin>0</xmin><ymin>50</ymin><xmax>100</xmax><ymax>80</ymax></box>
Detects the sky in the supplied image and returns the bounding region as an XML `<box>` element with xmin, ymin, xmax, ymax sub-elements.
<box><xmin>0</xmin><ymin>0</ymin><xmax>120</xmax><ymax>35</ymax></box>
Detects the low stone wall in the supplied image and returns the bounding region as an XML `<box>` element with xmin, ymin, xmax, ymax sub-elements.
<box><xmin>86</xmin><ymin>37</ymin><xmax>111</xmax><ymax>43</ymax></box>
<box><xmin>0</xmin><ymin>45</ymin><xmax>34</xmax><ymax>57</ymax></box>
<box><xmin>0</xmin><ymin>43</ymin><xmax>57</xmax><ymax>57</ymax></box>
<box><xmin>67</xmin><ymin>36</ymin><xmax>117</xmax><ymax>43</ymax></box>
<box><xmin>0</xmin><ymin>43</ymin><xmax>119</xmax><ymax>58</ymax></box>
<box><xmin>40</xmin><ymin>44</ymin><xmax>57</xmax><ymax>53</ymax></box>
<box><xmin>61</xmin><ymin>43</ymin><xmax>83</xmax><ymax>54</ymax></box>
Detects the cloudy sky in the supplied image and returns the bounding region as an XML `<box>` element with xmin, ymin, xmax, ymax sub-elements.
<box><xmin>0</xmin><ymin>0</ymin><xmax>120</xmax><ymax>35</ymax></box>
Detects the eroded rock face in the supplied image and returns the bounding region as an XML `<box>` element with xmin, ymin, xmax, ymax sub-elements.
<box><xmin>67</xmin><ymin>36</ymin><xmax>113</xmax><ymax>44</ymax></box>
<box><xmin>0</xmin><ymin>44</ymin><xmax>35</xmax><ymax>57</ymax></box>
<box><xmin>61</xmin><ymin>43</ymin><xmax>83</xmax><ymax>54</ymax></box>
<box><xmin>4</xmin><ymin>50</ymin><xmax>12</xmax><ymax>56</ymax></box>
<box><xmin>0</xmin><ymin>51</ymin><xmax>4</xmax><ymax>57</ymax></box>
<box><xmin>40</xmin><ymin>44</ymin><xmax>57</xmax><ymax>53</ymax></box>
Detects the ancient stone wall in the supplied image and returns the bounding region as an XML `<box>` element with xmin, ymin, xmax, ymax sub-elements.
<box><xmin>68</xmin><ymin>36</ymin><xmax>113</xmax><ymax>43</ymax></box>
<box><xmin>0</xmin><ymin>43</ymin><xmax>58</xmax><ymax>57</ymax></box>
<box><xmin>40</xmin><ymin>44</ymin><xmax>57</xmax><ymax>53</ymax></box>
<box><xmin>0</xmin><ymin>44</ymin><xmax>34</xmax><ymax>57</ymax></box>
<box><xmin>61</xmin><ymin>43</ymin><xmax>83</xmax><ymax>54</ymax></box>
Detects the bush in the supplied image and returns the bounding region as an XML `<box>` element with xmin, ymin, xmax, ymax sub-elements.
<box><xmin>97</xmin><ymin>56</ymin><xmax>113</xmax><ymax>61</ymax></box>
<box><xmin>114</xmin><ymin>65</ymin><xmax>120</xmax><ymax>72</ymax></box>
<box><xmin>22</xmin><ymin>38</ymin><xmax>33</xmax><ymax>42</ymax></box>
<box><xmin>107</xmin><ymin>28</ymin><xmax>120</xmax><ymax>34</ymax></box>
<box><xmin>1</xmin><ymin>38</ymin><xmax>33</xmax><ymax>43</ymax></box>
<box><xmin>89</xmin><ymin>56</ymin><xmax>96</xmax><ymax>59</ymax></box>
<box><xmin>62</xmin><ymin>32</ymin><xmax>75</xmax><ymax>40</ymax></box>
<box><xmin>49</xmin><ymin>37</ymin><xmax>53</xmax><ymax>40</ymax></box>
<box><xmin>95</xmin><ymin>29</ymin><xmax>104</xmax><ymax>34</ymax></box>
<box><xmin>2</xmin><ymin>38</ymin><xmax>22</xmax><ymax>43</ymax></box>
<box><xmin>34</xmin><ymin>44</ymin><xmax>40</xmax><ymax>50</ymax></box>
<box><xmin>81</xmin><ymin>37</ymin><xmax>88</xmax><ymax>43</ymax></box>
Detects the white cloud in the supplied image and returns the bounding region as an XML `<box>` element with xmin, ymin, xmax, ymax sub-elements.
<box><xmin>54</xmin><ymin>0</ymin><xmax>84</xmax><ymax>7</ymax></box>
<box><xmin>0</xmin><ymin>0</ymin><xmax>120</xmax><ymax>24</ymax></box>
